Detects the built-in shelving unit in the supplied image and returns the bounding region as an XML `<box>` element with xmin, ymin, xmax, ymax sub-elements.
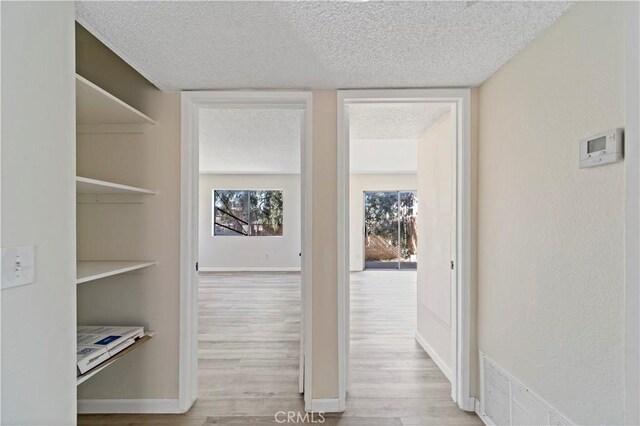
<box><xmin>76</xmin><ymin>261</ymin><xmax>156</xmax><ymax>285</ymax></box>
<box><xmin>76</xmin><ymin>176</ymin><xmax>155</xmax><ymax>195</ymax></box>
<box><xmin>76</xmin><ymin>74</ymin><xmax>157</xmax><ymax>388</ymax></box>
<box><xmin>77</xmin><ymin>332</ymin><xmax>155</xmax><ymax>386</ymax></box>
<box><xmin>76</xmin><ymin>74</ymin><xmax>156</xmax><ymax>134</ymax></box>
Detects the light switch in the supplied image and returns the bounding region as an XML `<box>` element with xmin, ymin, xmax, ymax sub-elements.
<box><xmin>2</xmin><ymin>245</ymin><xmax>35</xmax><ymax>290</ymax></box>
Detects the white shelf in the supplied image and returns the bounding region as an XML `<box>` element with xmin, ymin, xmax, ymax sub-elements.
<box><xmin>76</xmin><ymin>74</ymin><xmax>156</xmax><ymax>133</ymax></box>
<box><xmin>76</xmin><ymin>261</ymin><xmax>156</xmax><ymax>284</ymax></box>
<box><xmin>76</xmin><ymin>176</ymin><xmax>155</xmax><ymax>195</ymax></box>
<box><xmin>77</xmin><ymin>331</ymin><xmax>155</xmax><ymax>386</ymax></box>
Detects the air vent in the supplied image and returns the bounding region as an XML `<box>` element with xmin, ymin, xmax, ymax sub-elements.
<box><xmin>483</xmin><ymin>359</ymin><xmax>510</xmax><ymax>425</ymax></box>
<box><xmin>549</xmin><ymin>412</ymin><xmax>567</xmax><ymax>426</ymax></box>
<box><xmin>512</xmin><ymin>383</ymin><xmax>547</xmax><ymax>425</ymax></box>
<box><xmin>479</xmin><ymin>352</ymin><xmax>573</xmax><ymax>426</ymax></box>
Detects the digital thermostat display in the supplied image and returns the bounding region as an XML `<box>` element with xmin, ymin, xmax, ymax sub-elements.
<box><xmin>579</xmin><ymin>128</ymin><xmax>623</xmax><ymax>168</ymax></box>
<box><xmin>587</xmin><ymin>136</ymin><xmax>606</xmax><ymax>153</ymax></box>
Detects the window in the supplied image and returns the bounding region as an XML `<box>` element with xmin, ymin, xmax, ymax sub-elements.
<box><xmin>213</xmin><ymin>190</ymin><xmax>283</xmax><ymax>236</ymax></box>
<box><xmin>364</xmin><ymin>191</ymin><xmax>418</xmax><ymax>270</ymax></box>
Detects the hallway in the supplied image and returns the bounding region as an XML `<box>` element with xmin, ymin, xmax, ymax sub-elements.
<box><xmin>79</xmin><ymin>271</ymin><xmax>478</xmax><ymax>425</ymax></box>
<box><xmin>348</xmin><ymin>271</ymin><xmax>480</xmax><ymax>425</ymax></box>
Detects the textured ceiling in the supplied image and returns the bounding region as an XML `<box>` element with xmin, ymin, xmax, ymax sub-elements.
<box><xmin>350</xmin><ymin>103</ymin><xmax>450</xmax><ymax>174</ymax></box>
<box><xmin>199</xmin><ymin>108</ymin><xmax>301</xmax><ymax>174</ymax></box>
<box><xmin>76</xmin><ymin>1</ymin><xmax>573</xmax><ymax>90</ymax></box>
<box><xmin>199</xmin><ymin>103</ymin><xmax>446</xmax><ymax>174</ymax></box>
<box><xmin>349</xmin><ymin>103</ymin><xmax>451</xmax><ymax>139</ymax></box>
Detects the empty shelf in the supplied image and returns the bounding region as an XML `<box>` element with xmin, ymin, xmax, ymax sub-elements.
<box><xmin>76</xmin><ymin>177</ymin><xmax>155</xmax><ymax>195</ymax></box>
<box><xmin>76</xmin><ymin>261</ymin><xmax>156</xmax><ymax>284</ymax></box>
<box><xmin>77</xmin><ymin>331</ymin><xmax>155</xmax><ymax>386</ymax></box>
<box><xmin>76</xmin><ymin>74</ymin><xmax>156</xmax><ymax>126</ymax></box>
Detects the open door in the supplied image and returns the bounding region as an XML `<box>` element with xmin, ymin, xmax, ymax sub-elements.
<box><xmin>416</xmin><ymin>109</ymin><xmax>457</xmax><ymax>396</ymax></box>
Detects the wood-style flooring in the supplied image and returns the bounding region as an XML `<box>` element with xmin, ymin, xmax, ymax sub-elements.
<box><xmin>78</xmin><ymin>271</ymin><xmax>480</xmax><ymax>425</ymax></box>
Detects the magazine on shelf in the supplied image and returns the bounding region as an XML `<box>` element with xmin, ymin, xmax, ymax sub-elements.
<box><xmin>76</xmin><ymin>345</ymin><xmax>110</xmax><ymax>374</ymax></box>
<box><xmin>77</xmin><ymin>325</ymin><xmax>144</xmax><ymax>357</ymax></box>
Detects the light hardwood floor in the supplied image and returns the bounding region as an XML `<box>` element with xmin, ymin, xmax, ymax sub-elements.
<box><xmin>346</xmin><ymin>271</ymin><xmax>480</xmax><ymax>425</ymax></box>
<box><xmin>79</xmin><ymin>271</ymin><xmax>480</xmax><ymax>425</ymax></box>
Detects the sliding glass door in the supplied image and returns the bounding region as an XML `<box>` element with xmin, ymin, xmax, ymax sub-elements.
<box><xmin>398</xmin><ymin>191</ymin><xmax>418</xmax><ymax>269</ymax></box>
<box><xmin>364</xmin><ymin>191</ymin><xmax>418</xmax><ymax>270</ymax></box>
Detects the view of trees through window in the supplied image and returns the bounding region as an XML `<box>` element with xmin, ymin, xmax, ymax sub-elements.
<box><xmin>213</xmin><ymin>190</ymin><xmax>284</xmax><ymax>236</ymax></box>
<box><xmin>364</xmin><ymin>191</ymin><xmax>418</xmax><ymax>269</ymax></box>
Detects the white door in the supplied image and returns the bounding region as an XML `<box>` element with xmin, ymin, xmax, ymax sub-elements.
<box><xmin>416</xmin><ymin>109</ymin><xmax>457</xmax><ymax>390</ymax></box>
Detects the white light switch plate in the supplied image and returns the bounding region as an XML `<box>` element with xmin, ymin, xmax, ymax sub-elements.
<box><xmin>2</xmin><ymin>245</ymin><xmax>35</xmax><ymax>290</ymax></box>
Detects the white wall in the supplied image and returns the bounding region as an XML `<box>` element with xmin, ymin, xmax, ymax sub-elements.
<box><xmin>416</xmin><ymin>113</ymin><xmax>455</xmax><ymax>380</ymax></box>
<box><xmin>350</xmin><ymin>139</ymin><xmax>418</xmax><ymax>174</ymax></box>
<box><xmin>199</xmin><ymin>174</ymin><xmax>301</xmax><ymax>271</ymax></box>
<box><xmin>477</xmin><ymin>2</ymin><xmax>627</xmax><ymax>423</ymax></box>
<box><xmin>1</xmin><ymin>2</ymin><xmax>77</xmax><ymax>423</ymax></box>
<box><xmin>349</xmin><ymin>173</ymin><xmax>417</xmax><ymax>271</ymax></box>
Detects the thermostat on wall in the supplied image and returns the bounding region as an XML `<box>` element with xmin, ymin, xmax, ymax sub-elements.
<box><xmin>579</xmin><ymin>128</ymin><xmax>623</xmax><ymax>168</ymax></box>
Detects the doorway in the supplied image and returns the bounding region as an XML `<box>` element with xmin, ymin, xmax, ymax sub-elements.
<box><xmin>337</xmin><ymin>89</ymin><xmax>474</xmax><ymax>413</ymax></box>
<box><xmin>179</xmin><ymin>91</ymin><xmax>313</xmax><ymax>412</ymax></box>
<box><xmin>364</xmin><ymin>191</ymin><xmax>418</xmax><ymax>270</ymax></box>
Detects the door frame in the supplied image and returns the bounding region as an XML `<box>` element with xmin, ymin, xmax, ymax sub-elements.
<box><xmin>179</xmin><ymin>91</ymin><xmax>314</xmax><ymax>412</ymax></box>
<box><xmin>625</xmin><ymin>3</ymin><xmax>640</xmax><ymax>424</ymax></box>
<box><xmin>337</xmin><ymin>88</ymin><xmax>474</xmax><ymax>411</ymax></box>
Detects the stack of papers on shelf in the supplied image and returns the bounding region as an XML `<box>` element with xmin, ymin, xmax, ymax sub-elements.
<box><xmin>76</xmin><ymin>345</ymin><xmax>110</xmax><ymax>374</ymax></box>
<box><xmin>76</xmin><ymin>325</ymin><xmax>145</xmax><ymax>375</ymax></box>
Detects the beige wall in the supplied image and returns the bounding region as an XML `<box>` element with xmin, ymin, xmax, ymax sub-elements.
<box><xmin>349</xmin><ymin>173</ymin><xmax>417</xmax><ymax>271</ymax></box>
<box><xmin>199</xmin><ymin>174</ymin><xmax>301</xmax><ymax>270</ymax></box>
<box><xmin>75</xmin><ymin>24</ymin><xmax>182</xmax><ymax>400</ymax></box>
<box><xmin>311</xmin><ymin>91</ymin><xmax>339</xmax><ymax>398</ymax></box>
<box><xmin>477</xmin><ymin>2</ymin><xmax>627</xmax><ymax>423</ymax></box>
<box><xmin>416</xmin><ymin>113</ymin><xmax>455</xmax><ymax>378</ymax></box>
<box><xmin>1</xmin><ymin>2</ymin><xmax>77</xmax><ymax>423</ymax></box>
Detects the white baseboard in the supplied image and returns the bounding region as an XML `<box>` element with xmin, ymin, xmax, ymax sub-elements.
<box><xmin>78</xmin><ymin>399</ymin><xmax>181</xmax><ymax>414</ymax></box>
<box><xmin>306</xmin><ymin>398</ymin><xmax>342</xmax><ymax>413</ymax></box>
<box><xmin>414</xmin><ymin>330</ymin><xmax>454</xmax><ymax>383</ymax></box>
<box><xmin>199</xmin><ymin>267</ymin><xmax>301</xmax><ymax>272</ymax></box>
